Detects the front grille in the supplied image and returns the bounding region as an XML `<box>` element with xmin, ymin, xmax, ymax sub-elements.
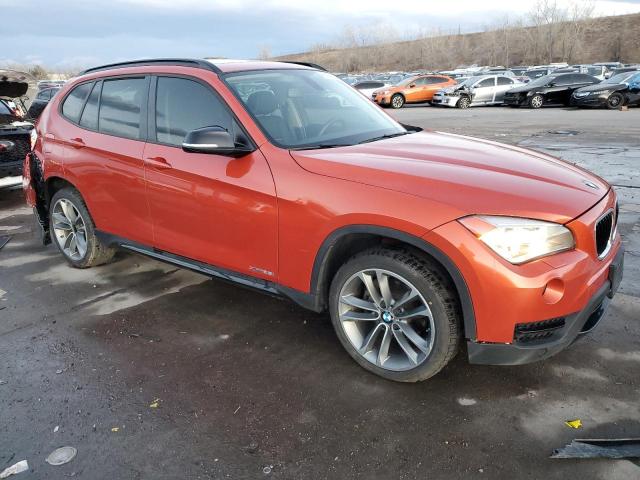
<box><xmin>514</xmin><ymin>317</ymin><xmax>566</xmax><ymax>344</ymax></box>
<box><xmin>595</xmin><ymin>209</ymin><xmax>615</xmax><ymax>258</ymax></box>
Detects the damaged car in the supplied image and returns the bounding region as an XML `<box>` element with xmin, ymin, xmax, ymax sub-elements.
<box><xmin>503</xmin><ymin>72</ymin><xmax>600</xmax><ymax>108</ymax></box>
<box><xmin>0</xmin><ymin>70</ymin><xmax>35</xmax><ymax>178</ymax></box>
<box><xmin>431</xmin><ymin>75</ymin><xmax>522</xmax><ymax>108</ymax></box>
<box><xmin>571</xmin><ymin>71</ymin><xmax>640</xmax><ymax>109</ymax></box>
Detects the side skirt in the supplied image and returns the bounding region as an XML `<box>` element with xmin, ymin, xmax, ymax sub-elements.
<box><xmin>95</xmin><ymin>231</ymin><xmax>323</xmax><ymax>312</ymax></box>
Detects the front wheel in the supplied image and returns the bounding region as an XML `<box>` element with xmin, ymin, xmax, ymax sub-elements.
<box><xmin>606</xmin><ymin>93</ymin><xmax>624</xmax><ymax>110</ymax></box>
<box><xmin>50</xmin><ymin>188</ymin><xmax>116</xmax><ymax>268</ymax></box>
<box><xmin>529</xmin><ymin>94</ymin><xmax>544</xmax><ymax>109</ymax></box>
<box><xmin>456</xmin><ymin>96</ymin><xmax>471</xmax><ymax>109</ymax></box>
<box><xmin>390</xmin><ymin>94</ymin><xmax>405</xmax><ymax>109</ymax></box>
<box><xmin>329</xmin><ymin>248</ymin><xmax>462</xmax><ymax>382</ymax></box>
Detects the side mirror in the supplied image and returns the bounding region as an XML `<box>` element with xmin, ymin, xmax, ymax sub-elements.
<box><xmin>547</xmin><ymin>82</ymin><xmax>555</xmax><ymax>87</ymax></box>
<box><xmin>409</xmin><ymin>83</ymin><xmax>416</xmax><ymax>88</ymax></box>
<box><xmin>182</xmin><ymin>126</ymin><xmax>253</xmax><ymax>156</ymax></box>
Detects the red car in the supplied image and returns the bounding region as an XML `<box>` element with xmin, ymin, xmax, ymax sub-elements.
<box><xmin>24</xmin><ymin>59</ymin><xmax>623</xmax><ymax>382</ymax></box>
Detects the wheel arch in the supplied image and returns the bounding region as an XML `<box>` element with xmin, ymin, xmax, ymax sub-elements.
<box><xmin>308</xmin><ymin>225</ymin><xmax>477</xmax><ymax>340</ymax></box>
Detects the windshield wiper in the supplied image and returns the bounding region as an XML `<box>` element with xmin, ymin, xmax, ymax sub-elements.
<box><xmin>292</xmin><ymin>143</ymin><xmax>352</xmax><ymax>151</ymax></box>
<box><xmin>356</xmin><ymin>131</ymin><xmax>411</xmax><ymax>145</ymax></box>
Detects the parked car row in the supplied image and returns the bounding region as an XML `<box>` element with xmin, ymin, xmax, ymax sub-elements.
<box><xmin>349</xmin><ymin>68</ymin><xmax>640</xmax><ymax>110</ymax></box>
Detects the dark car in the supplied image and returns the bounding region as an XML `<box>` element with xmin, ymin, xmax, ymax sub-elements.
<box><xmin>572</xmin><ymin>71</ymin><xmax>640</xmax><ymax>109</ymax></box>
<box><xmin>0</xmin><ymin>72</ymin><xmax>34</xmax><ymax>178</ymax></box>
<box><xmin>26</xmin><ymin>87</ymin><xmax>60</xmax><ymax>120</ymax></box>
<box><xmin>503</xmin><ymin>73</ymin><xmax>600</xmax><ymax>108</ymax></box>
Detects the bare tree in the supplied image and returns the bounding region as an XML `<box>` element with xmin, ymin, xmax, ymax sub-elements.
<box><xmin>257</xmin><ymin>45</ymin><xmax>272</xmax><ymax>60</ymax></box>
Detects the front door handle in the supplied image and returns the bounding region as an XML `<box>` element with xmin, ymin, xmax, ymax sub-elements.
<box><xmin>69</xmin><ymin>137</ymin><xmax>85</xmax><ymax>149</ymax></box>
<box><xmin>146</xmin><ymin>156</ymin><xmax>173</xmax><ymax>170</ymax></box>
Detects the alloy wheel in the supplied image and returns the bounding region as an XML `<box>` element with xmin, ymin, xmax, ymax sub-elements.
<box><xmin>52</xmin><ymin>199</ymin><xmax>88</xmax><ymax>261</ymax></box>
<box><xmin>530</xmin><ymin>95</ymin><xmax>543</xmax><ymax>108</ymax></box>
<box><xmin>391</xmin><ymin>95</ymin><xmax>404</xmax><ymax>109</ymax></box>
<box><xmin>338</xmin><ymin>268</ymin><xmax>435</xmax><ymax>371</ymax></box>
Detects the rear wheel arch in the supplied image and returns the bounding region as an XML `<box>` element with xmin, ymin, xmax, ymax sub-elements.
<box><xmin>46</xmin><ymin>176</ymin><xmax>78</xmax><ymax>207</ymax></box>
<box><xmin>310</xmin><ymin>225</ymin><xmax>477</xmax><ymax>340</ymax></box>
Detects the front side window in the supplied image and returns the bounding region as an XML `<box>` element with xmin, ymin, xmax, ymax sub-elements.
<box><xmin>98</xmin><ymin>78</ymin><xmax>146</xmax><ymax>140</ymax></box>
<box><xmin>497</xmin><ymin>77</ymin><xmax>513</xmax><ymax>85</ymax></box>
<box><xmin>61</xmin><ymin>82</ymin><xmax>92</xmax><ymax>123</ymax></box>
<box><xmin>155</xmin><ymin>77</ymin><xmax>232</xmax><ymax>146</ymax></box>
<box><xmin>476</xmin><ymin>78</ymin><xmax>495</xmax><ymax>88</ymax></box>
<box><xmin>224</xmin><ymin>69</ymin><xmax>406</xmax><ymax>149</ymax></box>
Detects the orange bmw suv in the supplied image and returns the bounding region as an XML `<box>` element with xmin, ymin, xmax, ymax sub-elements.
<box><xmin>373</xmin><ymin>74</ymin><xmax>457</xmax><ymax>108</ymax></box>
<box><xmin>24</xmin><ymin>59</ymin><xmax>623</xmax><ymax>382</ymax></box>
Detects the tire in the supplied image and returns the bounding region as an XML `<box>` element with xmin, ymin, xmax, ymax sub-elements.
<box><xmin>49</xmin><ymin>187</ymin><xmax>116</xmax><ymax>268</ymax></box>
<box><xmin>329</xmin><ymin>248</ymin><xmax>462</xmax><ymax>382</ymax></box>
<box><xmin>606</xmin><ymin>93</ymin><xmax>624</xmax><ymax>110</ymax></box>
<box><xmin>456</xmin><ymin>96</ymin><xmax>471</xmax><ymax>109</ymax></box>
<box><xmin>390</xmin><ymin>94</ymin><xmax>405</xmax><ymax>109</ymax></box>
<box><xmin>528</xmin><ymin>94</ymin><xmax>544</xmax><ymax>109</ymax></box>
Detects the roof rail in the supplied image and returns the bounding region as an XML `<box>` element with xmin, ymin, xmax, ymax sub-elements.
<box><xmin>80</xmin><ymin>58</ymin><xmax>222</xmax><ymax>75</ymax></box>
<box><xmin>278</xmin><ymin>61</ymin><xmax>327</xmax><ymax>71</ymax></box>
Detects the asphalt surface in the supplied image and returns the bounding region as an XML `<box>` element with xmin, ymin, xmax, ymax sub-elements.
<box><xmin>1</xmin><ymin>106</ymin><xmax>639</xmax><ymax>479</ymax></box>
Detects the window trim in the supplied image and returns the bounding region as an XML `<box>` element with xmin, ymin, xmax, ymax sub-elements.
<box><xmin>58</xmin><ymin>74</ymin><xmax>150</xmax><ymax>142</ymax></box>
<box><xmin>146</xmin><ymin>73</ymin><xmax>256</xmax><ymax>151</ymax></box>
<box><xmin>78</xmin><ymin>80</ymin><xmax>102</xmax><ymax>130</ymax></box>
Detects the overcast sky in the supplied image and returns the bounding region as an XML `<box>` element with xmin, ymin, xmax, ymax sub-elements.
<box><xmin>2</xmin><ymin>0</ymin><xmax>640</xmax><ymax>70</ymax></box>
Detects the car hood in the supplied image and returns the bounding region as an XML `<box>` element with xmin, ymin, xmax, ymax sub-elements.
<box><xmin>290</xmin><ymin>131</ymin><xmax>608</xmax><ymax>224</ymax></box>
<box><xmin>576</xmin><ymin>83</ymin><xmax>625</xmax><ymax>93</ymax></box>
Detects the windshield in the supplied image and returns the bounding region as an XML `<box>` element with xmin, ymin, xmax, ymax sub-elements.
<box><xmin>526</xmin><ymin>74</ymin><xmax>556</xmax><ymax>88</ymax></box>
<box><xmin>603</xmin><ymin>72</ymin><xmax>636</xmax><ymax>84</ymax></box>
<box><xmin>224</xmin><ymin>69</ymin><xmax>406</xmax><ymax>149</ymax></box>
<box><xmin>525</xmin><ymin>69</ymin><xmax>548</xmax><ymax>79</ymax></box>
<box><xmin>457</xmin><ymin>76</ymin><xmax>483</xmax><ymax>88</ymax></box>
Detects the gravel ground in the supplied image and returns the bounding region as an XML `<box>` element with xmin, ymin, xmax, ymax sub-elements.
<box><xmin>1</xmin><ymin>106</ymin><xmax>639</xmax><ymax>479</ymax></box>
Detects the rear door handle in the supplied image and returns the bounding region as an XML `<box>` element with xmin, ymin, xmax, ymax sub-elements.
<box><xmin>146</xmin><ymin>156</ymin><xmax>173</xmax><ymax>170</ymax></box>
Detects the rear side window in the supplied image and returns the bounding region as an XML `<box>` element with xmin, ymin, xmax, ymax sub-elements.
<box><xmin>155</xmin><ymin>77</ymin><xmax>232</xmax><ymax>147</ymax></box>
<box><xmin>497</xmin><ymin>77</ymin><xmax>513</xmax><ymax>85</ymax></box>
<box><xmin>61</xmin><ymin>82</ymin><xmax>92</xmax><ymax>123</ymax></box>
<box><xmin>99</xmin><ymin>78</ymin><xmax>146</xmax><ymax>140</ymax></box>
<box><xmin>80</xmin><ymin>82</ymin><xmax>101</xmax><ymax>130</ymax></box>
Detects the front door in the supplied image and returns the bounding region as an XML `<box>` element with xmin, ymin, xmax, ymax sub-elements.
<box><xmin>472</xmin><ymin>77</ymin><xmax>496</xmax><ymax>104</ymax></box>
<box><xmin>143</xmin><ymin>75</ymin><xmax>278</xmax><ymax>280</ymax></box>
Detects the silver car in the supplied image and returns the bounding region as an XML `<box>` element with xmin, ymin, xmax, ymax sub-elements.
<box><xmin>431</xmin><ymin>75</ymin><xmax>522</xmax><ymax>108</ymax></box>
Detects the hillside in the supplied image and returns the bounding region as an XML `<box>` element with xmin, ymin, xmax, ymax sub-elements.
<box><xmin>278</xmin><ymin>12</ymin><xmax>640</xmax><ymax>72</ymax></box>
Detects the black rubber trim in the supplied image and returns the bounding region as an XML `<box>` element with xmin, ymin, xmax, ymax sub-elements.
<box><xmin>468</xmin><ymin>245</ymin><xmax>624</xmax><ymax>365</ymax></box>
<box><xmin>80</xmin><ymin>58</ymin><xmax>222</xmax><ymax>75</ymax></box>
<box><xmin>310</xmin><ymin>225</ymin><xmax>477</xmax><ymax>340</ymax></box>
<box><xmin>277</xmin><ymin>61</ymin><xmax>326</xmax><ymax>71</ymax></box>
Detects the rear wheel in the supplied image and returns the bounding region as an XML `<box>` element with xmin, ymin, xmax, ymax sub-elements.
<box><xmin>329</xmin><ymin>248</ymin><xmax>462</xmax><ymax>382</ymax></box>
<box><xmin>529</xmin><ymin>94</ymin><xmax>544</xmax><ymax>109</ymax></box>
<box><xmin>456</xmin><ymin>96</ymin><xmax>471</xmax><ymax>109</ymax></box>
<box><xmin>606</xmin><ymin>93</ymin><xmax>624</xmax><ymax>110</ymax></box>
<box><xmin>390</xmin><ymin>94</ymin><xmax>405</xmax><ymax>109</ymax></box>
<box><xmin>49</xmin><ymin>188</ymin><xmax>116</xmax><ymax>268</ymax></box>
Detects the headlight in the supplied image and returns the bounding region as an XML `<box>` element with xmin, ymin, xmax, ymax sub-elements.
<box><xmin>459</xmin><ymin>215</ymin><xmax>574</xmax><ymax>264</ymax></box>
<box><xmin>30</xmin><ymin>128</ymin><xmax>38</xmax><ymax>150</ymax></box>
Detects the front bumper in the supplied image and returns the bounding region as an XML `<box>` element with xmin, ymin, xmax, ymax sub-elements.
<box><xmin>373</xmin><ymin>94</ymin><xmax>391</xmax><ymax>106</ymax></box>
<box><xmin>503</xmin><ymin>94</ymin><xmax>527</xmax><ymax>106</ymax></box>
<box><xmin>468</xmin><ymin>245</ymin><xmax>624</xmax><ymax>365</ymax></box>
<box><xmin>0</xmin><ymin>160</ymin><xmax>23</xmax><ymax>178</ymax></box>
<box><xmin>431</xmin><ymin>94</ymin><xmax>459</xmax><ymax>107</ymax></box>
<box><xmin>571</xmin><ymin>93</ymin><xmax>609</xmax><ymax>107</ymax></box>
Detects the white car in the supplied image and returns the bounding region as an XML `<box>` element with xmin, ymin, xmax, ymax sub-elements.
<box><xmin>431</xmin><ymin>75</ymin><xmax>523</xmax><ymax>108</ymax></box>
<box><xmin>353</xmin><ymin>80</ymin><xmax>390</xmax><ymax>100</ymax></box>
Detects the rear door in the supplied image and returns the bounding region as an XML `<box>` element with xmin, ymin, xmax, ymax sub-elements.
<box><xmin>494</xmin><ymin>76</ymin><xmax>515</xmax><ymax>102</ymax></box>
<box><xmin>143</xmin><ymin>75</ymin><xmax>278</xmax><ymax>279</ymax></box>
<box><xmin>59</xmin><ymin>76</ymin><xmax>153</xmax><ymax>245</ymax></box>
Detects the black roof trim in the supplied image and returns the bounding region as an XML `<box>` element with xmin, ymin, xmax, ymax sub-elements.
<box><xmin>278</xmin><ymin>61</ymin><xmax>327</xmax><ymax>71</ymax></box>
<box><xmin>80</xmin><ymin>59</ymin><xmax>222</xmax><ymax>75</ymax></box>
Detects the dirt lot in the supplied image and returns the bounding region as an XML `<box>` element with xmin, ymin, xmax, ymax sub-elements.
<box><xmin>1</xmin><ymin>106</ymin><xmax>639</xmax><ymax>479</ymax></box>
